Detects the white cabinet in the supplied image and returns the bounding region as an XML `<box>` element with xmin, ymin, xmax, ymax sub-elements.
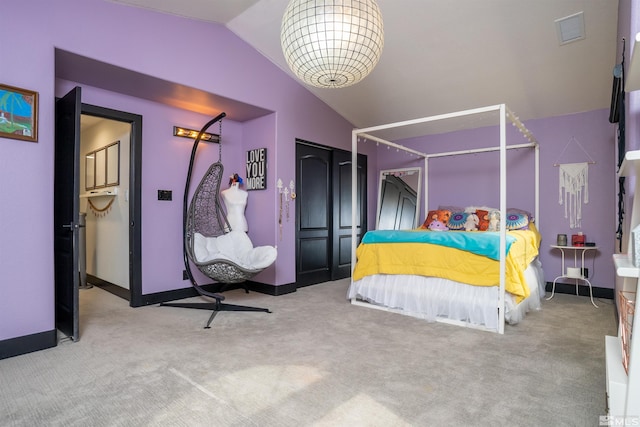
<box><xmin>608</xmin><ymin>150</ymin><xmax>640</xmax><ymax>417</ymax></box>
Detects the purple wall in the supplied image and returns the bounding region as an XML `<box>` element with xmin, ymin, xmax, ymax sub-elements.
<box><xmin>1</xmin><ymin>0</ymin><xmax>356</xmax><ymax>342</ymax></box>
<box><xmin>0</xmin><ymin>0</ymin><xmax>625</xmax><ymax>346</ymax></box>
<box><xmin>370</xmin><ymin>109</ymin><xmax>616</xmax><ymax>288</ymax></box>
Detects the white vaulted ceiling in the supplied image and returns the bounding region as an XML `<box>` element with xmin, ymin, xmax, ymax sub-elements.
<box><xmin>108</xmin><ymin>0</ymin><xmax>620</xmax><ymax>136</ymax></box>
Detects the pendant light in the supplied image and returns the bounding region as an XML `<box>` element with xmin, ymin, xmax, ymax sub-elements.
<box><xmin>281</xmin><ymin>0</ymin><xmax>384</xmax><ymax>88</ymax></box>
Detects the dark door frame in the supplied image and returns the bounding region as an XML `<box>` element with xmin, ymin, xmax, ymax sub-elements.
<box><xmin>80</xmin><ymin>103</ymin><xmax>143</xmax><ymax>307</ymax></box>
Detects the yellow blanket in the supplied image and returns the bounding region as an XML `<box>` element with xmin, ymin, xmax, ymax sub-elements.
<box><xmin>352</xmin><ymin>225</ymin><xmax>540</xmax><ymax>302</ymax></box>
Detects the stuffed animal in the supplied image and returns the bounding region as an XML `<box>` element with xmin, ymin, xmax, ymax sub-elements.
<box><xmin>488</xmin><ymin>210</ymin><xmax>500</xmax><ymax>232</ymax></box>
<box><xmin>464</xmin><ymin>213</ymin><xmax>479</xmax><ymax>231</ymax></box>
<box><xmin>428</xmin><ymin>220</ymin><xmax>449</xmax><ymax>231</ymax></box>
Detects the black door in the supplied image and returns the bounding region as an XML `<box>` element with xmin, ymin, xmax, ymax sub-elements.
<box><xmin>54</xmin><ymin>87</ymin><xmax>81</xmax><ymax>341</ymax></box>
<box><xmin>296</xmin><ymin>141</ymin><xmax>367</xmax><ymax>286</ymax></box>
<box><xmin>332</xmin><ymin>149</ymin><xmax>366</xmax><ymax>280</ymax></box>
<box><xmin>296</xmin><ymin>143</ymin><xmax>332</xmax><ymax>286</ymax></box>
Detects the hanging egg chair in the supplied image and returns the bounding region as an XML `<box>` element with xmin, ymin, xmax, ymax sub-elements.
<box><xmin>161</xmin><ymin>113</ymin><xmax>276</xmax><ymax>328</ymax></box>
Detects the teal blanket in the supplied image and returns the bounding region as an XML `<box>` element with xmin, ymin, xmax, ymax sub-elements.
<box><xmin>360</xmin><ymin>230</ymin><xmax>515</xmax><ymax>261</ymax></box>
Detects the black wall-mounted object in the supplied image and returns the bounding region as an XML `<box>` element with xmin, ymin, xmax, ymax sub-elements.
<box><xmin>158</xmin><ymin>190</ymin><xmax>172</xmax><ymax>201</ymax></box>
<box><xmin>609</xmin><ymin>74</ymin><xmax>621</xmax><ymax>123</ymax></box>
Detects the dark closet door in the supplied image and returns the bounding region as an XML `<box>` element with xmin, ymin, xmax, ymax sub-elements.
<box><xmin>296</xmin><ymin>142</ymin><xmax>367</xmax><ymax>286</ymax></box>
<box><xmin>54</xmin><ymin>87</ymin><xmax>82</xmax><ymax>341</ymax></box>
<box><xmin>332</xmin><ymin>150</ymin><xmax>366</xmax><ymax>280</ymax></box>
<box><xmin>296</xmin><ymin>143</ymin><xmax>332</xmax><ymax>286</ymax></box>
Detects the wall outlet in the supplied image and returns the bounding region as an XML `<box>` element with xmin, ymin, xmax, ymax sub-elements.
<box><xmin>183</xmin><ymin>270</ymin><xmax>189</xmax><ymax>280</ymax></box>
<box><xmin>581</xmin><ymin>268</ymin><xmax>589</xmax><ymax>278</ymax></box>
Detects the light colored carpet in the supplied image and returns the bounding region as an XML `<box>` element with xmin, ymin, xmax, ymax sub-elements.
<box><xmin>1</xmin><ymin>279</ymin><xmax>616</xmax><ymax>426</ymax></box>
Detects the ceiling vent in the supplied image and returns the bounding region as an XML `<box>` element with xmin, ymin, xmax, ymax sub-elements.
<box><xmin>555</xmin><ymin>12</ymin><xmax>585</xmax><ymax>45</ymax></box>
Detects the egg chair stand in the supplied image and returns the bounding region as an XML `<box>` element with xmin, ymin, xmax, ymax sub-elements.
<box><xmin>160</xmin><ymin>112</ymin><xmax>271</xmax><ymax>328</ymax></box>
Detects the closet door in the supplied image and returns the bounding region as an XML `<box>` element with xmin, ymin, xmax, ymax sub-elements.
<box><xmin>296</xmin><ymin>143</ymin><xmax>332</xmax><ymax>286</ymax></box>
<box><xmin>295</xmin><ymin>142</ymin><xmax>367</xmax><ymax>286</ymax></box>
<box><xmin>332</xmin><ymin>149</ymin><xmax>367</xmax><ymax>280</ymax></box>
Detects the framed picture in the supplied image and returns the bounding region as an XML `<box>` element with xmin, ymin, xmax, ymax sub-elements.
<box><xmin>0</xmin><ymin>84</ymin><xmax>38</xmax><ymax>142</ymax></box>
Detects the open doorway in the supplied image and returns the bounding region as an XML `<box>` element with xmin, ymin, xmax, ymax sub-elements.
<box><xmin>81</xmin><ymin>103</ymin><xmax>143</xmax><ymax>307</ymax></box>
<box><xmin>80</xmin><ymin>114</ymin><xmax>131</xmax><ymax>298</ymax></box>
<box><xmin>55</xmin><ymin>92</ymin><xmax>144</xmax><ymax>342</ymax></box>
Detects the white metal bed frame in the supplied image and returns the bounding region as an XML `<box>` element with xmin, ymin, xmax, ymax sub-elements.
<box><xmin>350</xmin><ymin>104</ymin><xmax>540</xmax><ymax>334</ymax></box>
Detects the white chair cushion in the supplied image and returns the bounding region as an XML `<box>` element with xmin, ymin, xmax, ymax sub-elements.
<box><xmin>193</xmin><ymin>231</ymin><xmax>276</xmax><ymax>270</ymax></box>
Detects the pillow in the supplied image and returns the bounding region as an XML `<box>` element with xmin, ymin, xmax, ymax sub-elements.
<box><xmin>465</xmin><ymin>205</ymin><xmax>497</xmax><ymax>214</ymax></box>
<box><xmin>420</xmin><ymin>209</ymin><xmax>451</xmax><ymax>229</ymax></box>
<box><xmin>193</xmin><ymin>233</ymin><xmax>209</xmax><ymax>262</ymax></box>
<box><xmin>505</xmin><ymin>212</ymin><xmax>530</xmax><ymax>230</ymax></box>
<box><xmin>447</xmin><ymin>212</ymin><xmax>468</xmax><ymax>230</ymax></box>
<box><xmin>508</xmin><ymin>208</ymin><xmax>534</xmax><ymax>223</ymax></box>
<box><xmin>438</xmin><ymin>205</ymin><xmax>463</xmax><ymax>213</ymax></box>
<box><xmin>193</xmin><ymin>232</ymin><xmax>221</xmax><ymax>262</ymax></box>
<box><xmin>475</xmin><ymin>209</ymin><xmax>490</xmax><ymax>231</ymax></box>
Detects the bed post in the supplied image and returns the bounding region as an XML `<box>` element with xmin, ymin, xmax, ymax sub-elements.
<box><xmin>498</xmin><ymin>104</ymin><xmax>507</xmax><ymax>334</ymax></box>
<box><xmin>535</xmin><ymin>143</ymin><xmax>540</xmax><ymax>230</ymax></box>
<box><xmin>424</xmin><ymin>157</ymin><xmax>429</xmax><ymax>218</ymax></box>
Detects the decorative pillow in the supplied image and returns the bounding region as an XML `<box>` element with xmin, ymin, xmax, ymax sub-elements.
<box><xmin>447</xmin><ymin>212</ymin><xmax>468</xmax><ymax>230</ymax></box>
<box><xmin>464</xmin><ymin>205</ymin><xmax>497</xmax><ymax>214</ymax></box>
<box><xmin>438</xmin><ymin>205</ymin><xmax>464</xmax><ymax>213</ymax></box>
<box><xmin>505</xmin><ymin>212</ymin><xmax>530</xmax><ymax>230</ymax></box>
<box><xmin>475</xmin><ymin>209</ymin><xmax>490</xmax><ymax>231</ymax></box>
<box><xmin>508</xmin><ymin>208</ymin><xmax>534</xmax><ymax>223</ymax></box>
<box><xmin>420</xmin><ymin>209</ymin><xmax>451</xmax><ymax>229</ymax></box>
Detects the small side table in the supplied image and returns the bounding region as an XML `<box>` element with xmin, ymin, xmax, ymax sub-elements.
<box><xmin>547</xmin><ymin>244</ymin><xmax>598</xmax><ymax>307</ymax></box>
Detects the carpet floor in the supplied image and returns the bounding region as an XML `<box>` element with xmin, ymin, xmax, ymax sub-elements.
<box><xmin>1</xmin><ymin>279</ymin><xmax>617</xmax><ymax>426</ymax></box>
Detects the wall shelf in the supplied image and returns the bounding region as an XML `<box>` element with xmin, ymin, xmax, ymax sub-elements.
<box><xmin>608</xmin><ymin>148</ymin><xmax>640</xmax><ymax>418</ymax></box>
<box><xmin>617</xmin><ymin>150</ymin><xmax>640</xmax><ymax>178</ymax></box>
<box><xmin>80</xmin><ymin>187</ymin><xmax>118</xmax><ymax>198</ymax></box>
<box><xmin>613</xmin><ymin>254</ymin><xmax>640</xmax><ymax>278</ymax></box>
<box><xmin>626</xmin><ymin>32</ymin><xmax>640</xmax><ymax>92</ymax></box>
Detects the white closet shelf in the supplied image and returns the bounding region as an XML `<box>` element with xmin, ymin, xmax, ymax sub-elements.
<box><xmin>81</xmin><ymin>187</ymin><xmax>118</xmax><ymax>198</ymax></box>
<box><xmin>605</xmin><ymin>335</ymin><xmax>628</xmax><ymax>417</ymax></box>
<box><xmin>617</xmin><ymin>150</ymin><xmax>640</xmax><ymax>178</ymax></box>
<box><xmin>626</xmin><ymin>32</ymin><xmax>640</xmax><ymax>92</ymax></box>
<box><xmin>613</xmin><ymin>254</ymin><xmax>640</xmax><ymax>278</ymax></box>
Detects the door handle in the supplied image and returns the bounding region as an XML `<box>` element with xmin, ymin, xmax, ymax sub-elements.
<box><xmin>62</xmin><ymin>223</ymin><xmax>85</xmax><ymax>230</ymax></box>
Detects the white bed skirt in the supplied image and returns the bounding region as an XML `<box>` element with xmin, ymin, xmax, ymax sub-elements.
<box><xmin>348</xmin><ymin>259</ymin><xmax>545</xmax><ymax>332</ymax></box>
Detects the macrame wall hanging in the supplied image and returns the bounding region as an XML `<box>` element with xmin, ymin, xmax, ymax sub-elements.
<box><xmin>554</xmin><ymin>137</ymin><xmax>596</xmax><ymax>229</ymax></box>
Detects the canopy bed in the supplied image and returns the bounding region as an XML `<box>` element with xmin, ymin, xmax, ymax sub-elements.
<box><xmin>348</xmin><ymin>104</ymin><xmax>542</xmax><ymax>334</ymax></box>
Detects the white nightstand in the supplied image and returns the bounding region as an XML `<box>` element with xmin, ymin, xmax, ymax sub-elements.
<box><xmin>547</xmin><ymin>244</ymin><xmax>598</xmax><ymax>307</ymax></box>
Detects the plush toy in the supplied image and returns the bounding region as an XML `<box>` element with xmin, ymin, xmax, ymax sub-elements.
<box><xmin>464</xmin><ymin>213</ymin><xmax>479</xmax><ymax>231</ymax></box>
<box><xmin>488</xmin><ymin>210</ymin><xmax>500</xmax><ymax>232</ymax></box>
<box><xmin>428</xmin><ymin>220</ymin><xmax>449</xmax><ymax>231</ymax></box>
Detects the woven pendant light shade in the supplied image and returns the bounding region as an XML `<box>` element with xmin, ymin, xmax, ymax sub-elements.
<box><xmin>281</xmin><ymin>0</ymin><xmax>384</xmax><ymax>88</ymax></box>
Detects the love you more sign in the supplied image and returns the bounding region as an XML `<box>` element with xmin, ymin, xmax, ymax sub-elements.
<box><xmin>246</xmin><ymin>148</ymin><xmax>267</xmax><ymax>190</ymax></box>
